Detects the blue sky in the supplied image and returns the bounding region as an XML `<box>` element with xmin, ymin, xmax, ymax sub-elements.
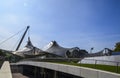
<box><xmin>0</xmin><ymin>0</ymin><xmax>120</xmax><ymax>52</ymax></box>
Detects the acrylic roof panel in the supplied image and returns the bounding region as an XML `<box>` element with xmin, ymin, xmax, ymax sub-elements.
<box><xmin>45</xmin><ymin>41</ymin><xmax>70</xmax><ymax>57</ymax></box>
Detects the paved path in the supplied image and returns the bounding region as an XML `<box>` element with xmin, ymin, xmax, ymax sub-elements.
<box><xmin>12</xmin><ymin>73</ymin><xmax>29</xmax><ymax>78</ymax></box>
<box><xmin>0</xmin><ymin>61</ymin><xmax>12</xmax><ymax>78</ymax></box>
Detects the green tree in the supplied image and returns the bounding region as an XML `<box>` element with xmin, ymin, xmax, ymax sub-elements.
<box><xmin>0</xmin><ymin>50</ymin><xmax>6</xmax><ymax>56</ymax></box>
<box><xmin>114</xmin><ymin>42</ymin><xmax>120</xmax><ymax>52</ymax></box>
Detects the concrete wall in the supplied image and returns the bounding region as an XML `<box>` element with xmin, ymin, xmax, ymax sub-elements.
<box><xmin>0</xmin><ymin>61</ymin><xmax>12</xmax><ymax>78</ymax></box>
<box><xmin>12</xmin><ymin>61</ymin><xmax>120</xmax><ymax>78</ymax></box>
<box><xmin>79</xmin><ymin>55</ymin><xmax>120</xmax><ymax>66</ymax></box>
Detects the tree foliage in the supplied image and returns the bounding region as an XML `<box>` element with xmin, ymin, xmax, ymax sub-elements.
<box><xmin>114</xmin><ymin>42</ymin><xmax>120</xmax><ymax>52</ymax></box>
<box><xmin>0</xmin><ymin>49</ymin><xmax>23</xmax><ymax>62</ymax></box>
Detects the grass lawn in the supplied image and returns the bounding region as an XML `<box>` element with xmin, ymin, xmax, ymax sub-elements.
<box><xmin>51</xmin><ymin>62</ymin><xmax>120</xmax><ymax>74</ymax></box>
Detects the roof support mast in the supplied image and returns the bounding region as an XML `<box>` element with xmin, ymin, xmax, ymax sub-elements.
<box><xmin>16</xmin><ymin>26</ymin><xmax>30</xmax><ymax>51</ymax></box>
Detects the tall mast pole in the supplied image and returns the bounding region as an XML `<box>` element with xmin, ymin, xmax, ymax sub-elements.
<box><xmin>16</xmin><ymin>26</ymin><xmax>30</xmax><ymax>51</ymax></box>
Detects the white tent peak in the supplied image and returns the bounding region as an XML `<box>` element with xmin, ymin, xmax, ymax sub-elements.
<box><xmin>25</xmin><ymin>37</ymin><xmax>34</xmax><ymax>49</ymax></box>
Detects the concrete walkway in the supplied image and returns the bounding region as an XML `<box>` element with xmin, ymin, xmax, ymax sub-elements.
<box><xmin>14</xmin><ymin>61</ymin><xmax>120</xmax><ymax>78</ymax></box>
<box><xmin>12</xmin><ymin>73</ymin><xmax>29</xmax><ymax>78</ymax></box>
<box><xmin>0</xmin><ymin>61</ymin><xmax>12</xmax><ymax>78</ymax></box>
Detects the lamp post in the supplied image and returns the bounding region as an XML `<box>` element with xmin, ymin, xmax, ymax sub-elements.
<box><xmin>90</xmin><ymin>47</ymin><xmax>94</xmax><ymax>53</ymax></box>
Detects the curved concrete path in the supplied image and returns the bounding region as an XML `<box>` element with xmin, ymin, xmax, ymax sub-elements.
<box><xmin>12</xmin><ymin>61</ymin><xmax>120</xmax><ymax>78</ymax></box>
